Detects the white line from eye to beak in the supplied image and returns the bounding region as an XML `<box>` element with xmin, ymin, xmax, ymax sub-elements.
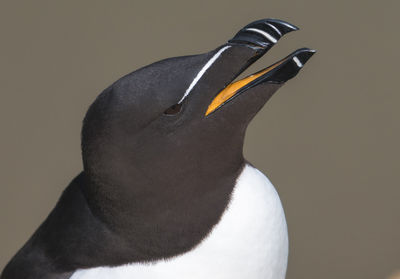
<box><xmin>178</xmin><ymin>45</ymin><xmax>231</xmax><ymax>104</ymax></box>
<box><xmin>265</xmin><ymin>23</ymin><xmax>282</xmax><ymax>37</ymax></box>
<box><xmin>245</xmin><ymin>28</ymin><xmax>277</xmax><ymax>43</ymax></box>
<box><xmin>293</xmin><ymin>56</ymin><xmax>303</xmax><ymax>68</ymax></box>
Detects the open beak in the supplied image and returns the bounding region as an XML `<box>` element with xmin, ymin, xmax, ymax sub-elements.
<box><xmin>204</xmin><ymin>19</ymin><xmax>316</xmax><ymax>116</ymax></box>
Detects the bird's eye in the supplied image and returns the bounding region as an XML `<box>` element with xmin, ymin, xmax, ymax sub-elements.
<box><xmin>164</xmin><ymin>103</ymin><xmax>182</xmax><ymax>115</ymax></box>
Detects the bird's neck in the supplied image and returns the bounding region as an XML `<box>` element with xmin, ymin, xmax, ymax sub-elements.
<box><xmin>81</xmin><ymin>145</ymin><xmax>245</xmax><ymax>231</ymax></box>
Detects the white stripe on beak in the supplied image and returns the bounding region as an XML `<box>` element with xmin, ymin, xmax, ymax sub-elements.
<box><xmin>245</xmin><ymin>28</ymin><xmax>277</xmax><ymax>44</ymax></box>
<box><xmin>293</xmin><ymin>56</ymin><xmax>303</xmax><ymax>68</ymax></box>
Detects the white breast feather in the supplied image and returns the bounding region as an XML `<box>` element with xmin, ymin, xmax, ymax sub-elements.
<box><xmin>70</xmin><ymin>164</ymin><xmax>289</xmax><ymax>279</ymax></box>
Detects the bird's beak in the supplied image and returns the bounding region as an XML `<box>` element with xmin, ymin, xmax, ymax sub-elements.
<box><xmin>200</xmin><ymin>19</ymin><xmax>315</xmax><ymax>117</ymax></box>
<box><xmin>205</xmin><ymin>48</ymin><xmax>315</xmax><ymax>116</ymax></box>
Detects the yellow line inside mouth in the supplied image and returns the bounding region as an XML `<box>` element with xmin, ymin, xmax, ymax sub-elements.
<box><xmin>205</xmin><ymin>59</ymin><xmax>285</xmax><ymax>116</ymax></box>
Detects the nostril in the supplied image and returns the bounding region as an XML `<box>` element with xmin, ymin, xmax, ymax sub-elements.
<box><xmin>164</xmin><ymin>103</ymin><xmax>182</xmax><ymax>115</ymax></box>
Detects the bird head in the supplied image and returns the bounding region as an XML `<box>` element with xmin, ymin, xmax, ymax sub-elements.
<box><xmin>81</xmin><ymin>19</ymin><xmax>315</xmax><ymax>205</ymax></box>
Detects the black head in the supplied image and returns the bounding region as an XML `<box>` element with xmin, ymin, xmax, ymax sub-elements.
<box><xmin>80</xmin><ymin>19</ymin><xmax>315</xmax><ymax>253</ymax></box>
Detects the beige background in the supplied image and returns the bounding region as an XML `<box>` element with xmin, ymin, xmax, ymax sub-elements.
<box><xmin>0</xmin><ymin>0</ymin><xmax>399</xmax><ymax>278</ymax></box>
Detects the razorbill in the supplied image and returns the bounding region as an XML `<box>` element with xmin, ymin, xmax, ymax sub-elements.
<box><xmin>1</xmin><ymin>18</ymin><xmax>315</xmax><ymax>279</ymax></box>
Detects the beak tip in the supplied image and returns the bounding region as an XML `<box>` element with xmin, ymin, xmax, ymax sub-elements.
<box><xmin>296</xmin><ymin>48</ymin><xmax>317</xmax><ymax>65</ymax></box>
<box><xmin>229</xmin><ymin>18</ymin><xmax>299</xmax><ymax>48</ymax></box>
<box><xmin>262</xmin><ymin>48</ymin><xmax>316</xmax><ymax>83</ymax></box>
<box><xmin>266</xmin><ymin>18</ymin><xmax>300</xmax><ymax>34</ymax></box>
